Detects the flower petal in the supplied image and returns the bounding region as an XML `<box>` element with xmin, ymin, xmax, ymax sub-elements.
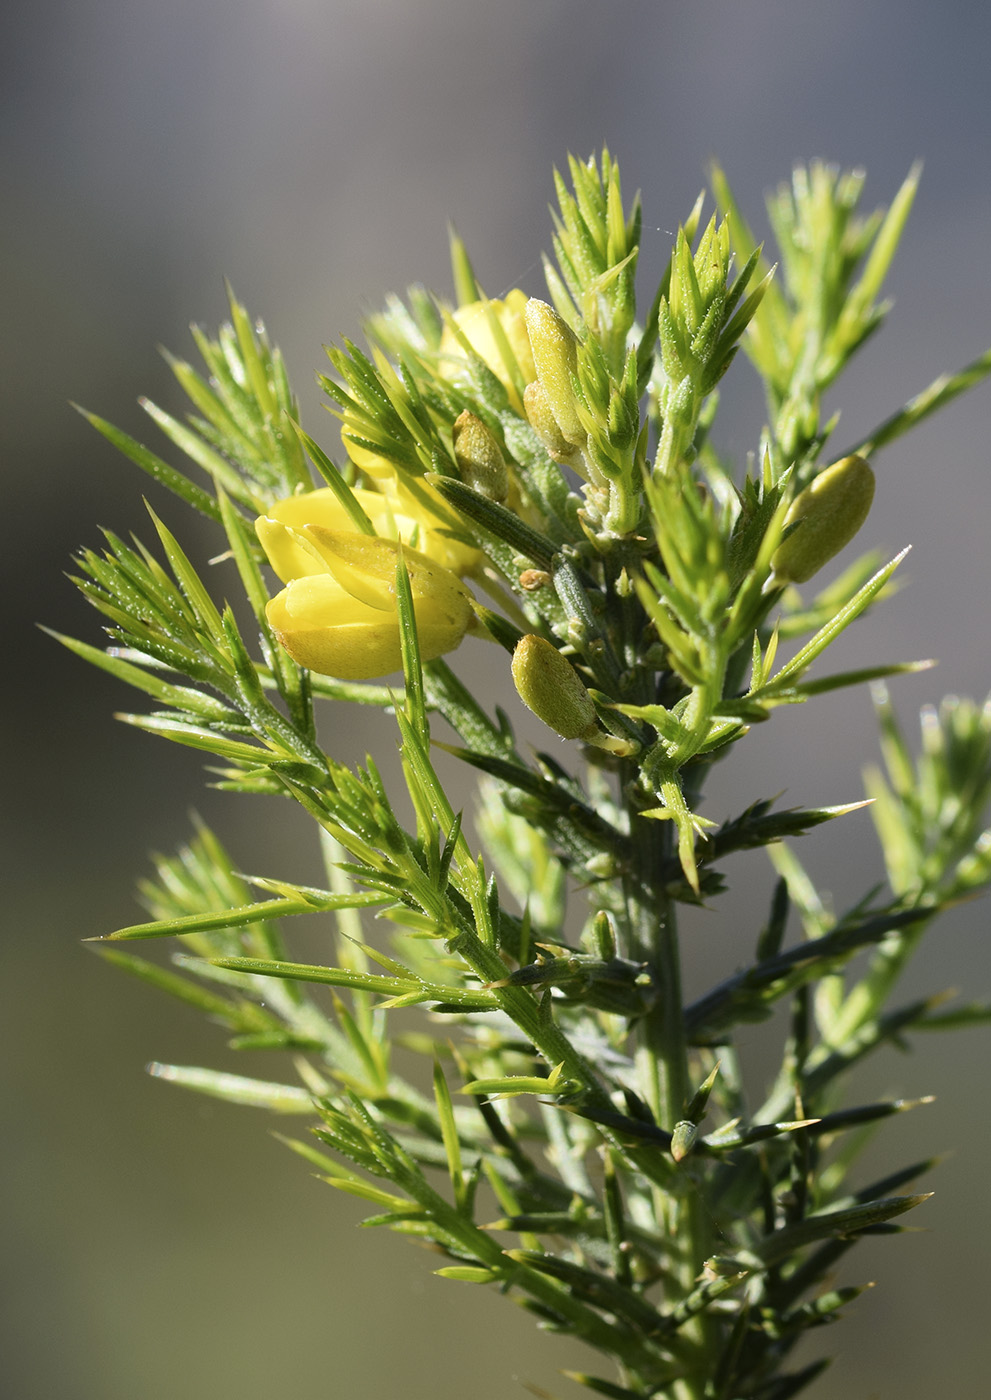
<box><xmin>266</xmin><ymin>576</ymin><xmax>406</xmax><ymax>678</ymax></box>
<box><xmin>255</xmin><ymin>515</ymin><xmax>328</xmax><ymax>582</ymax></box>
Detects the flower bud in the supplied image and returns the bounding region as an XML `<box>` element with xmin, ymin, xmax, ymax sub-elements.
<box><xmin>772</xmin><ymin>454</ymin><xmax>876</xmax><ymax>584</ymax></box>
<box><xmin>524</xmin><ymin>299</ymin><xmax>586</xmax><ymax>448</ymax></box>
<box><xmin>452</xmin><ymin>410</ymin><xmax>508</xmax><ymax>502</ymax></box>
<box><xmin>670</xmin><ymin>1120</ymin><xmax>698</xmax><ymax>1163</ymax></box>
<box><xmin>510</xmin><ymin>634</ymin><xmax>599</xmax><ymax>741</ymax></box>
<box><xmin>523</xmin><ymin>381</ymin><xmax>581</xmax><ymax>465</ymax></box>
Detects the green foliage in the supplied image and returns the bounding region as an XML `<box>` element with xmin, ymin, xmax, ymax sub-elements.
<box><xmin>62</xmin><ymin>151</ymin><xmax>991</xmax><ymax>1399</ymax></box>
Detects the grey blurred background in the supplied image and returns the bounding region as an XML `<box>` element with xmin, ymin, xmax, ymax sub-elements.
<box><xmin>4</xmin><ymin>2</ymin><xmax>991</xmax><ymax>1397</ymax></box>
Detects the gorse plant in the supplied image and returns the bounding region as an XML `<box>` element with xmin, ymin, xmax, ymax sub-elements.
<box><xmin>58</xmin><ymin>151</ymin><xmax>991</xmax><ymax>1399</ymax></box>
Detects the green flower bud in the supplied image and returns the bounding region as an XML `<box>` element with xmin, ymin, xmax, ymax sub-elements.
<box><xmin>772</xmin><ymin>454</ymin><xmax>876</xmax><ymax>584</ymax></box>
<box><xmin>452</xmin><ymin>410</ymin><xmax>509</xmax><ymax>502</ymax></box>
<box><xmin>670</xmin><ymin>1120</ymin><xmax>698</xmax><ymax>1163</ymax></box>
<box><xmin>523</xmin><ymin>381</ymin><xmax>581</xmax><ymax>465</ymax></box>
<box><xmin>510</xmin><ymin>634</ymin><xmax>599</xmax><ymax>741</ymax></box>
<box><xmin>524</xmin><ymin>299</ymin><xmax>586</xmax><ymax>447</ymax></box>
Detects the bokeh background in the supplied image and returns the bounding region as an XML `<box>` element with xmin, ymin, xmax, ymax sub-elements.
<box><xmin>5</xmin><ymin>2</ymin><xmax>991</xmax><ymax>1397</ymax></box>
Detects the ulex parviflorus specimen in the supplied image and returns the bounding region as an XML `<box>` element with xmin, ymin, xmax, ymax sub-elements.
<box><xmin>58</xmin><ymin>152</ymin><xmax>991</xmax><ymax>1399</ymax></box>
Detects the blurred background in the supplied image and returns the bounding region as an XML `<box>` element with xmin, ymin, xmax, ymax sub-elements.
<box><xmin>4</xmin><ymin>2</ymin><xmax>991</xmax><ymax>1396</ymax></box>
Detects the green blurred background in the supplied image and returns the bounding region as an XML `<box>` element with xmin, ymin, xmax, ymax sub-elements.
<box><xmin>5</xmin><ymin>3</ymin><xmax>991</xmax><ymax>1396</ymax></box>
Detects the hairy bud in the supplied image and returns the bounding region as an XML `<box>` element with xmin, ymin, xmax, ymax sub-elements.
<box><xmin>510</xmin><ymin>634</ymin><xmax>599</xmax><ymax>741</ymax></box>
<box><xmin>523</xmin><ymin>380</ymin><xmax>582</xmax><ymax>465</ymax></box>
<box><xmin>772</xmin><ymin>454</ymin><xmax>876</xmax><ymax>584</ymax></box>
<box><xmin>452</xmin><ymin>410</ymin><xmax>508</xmax><ymax>502</ymax></box>
<box><xmin>670</xmin><ymin>1120</ymin><xmax>698</xmax><ymax>1163</ymax></box>
<box><xmin>524</xmin><ymin>299</ymin><xmax>586</xmax><ymax>448</ymax></box>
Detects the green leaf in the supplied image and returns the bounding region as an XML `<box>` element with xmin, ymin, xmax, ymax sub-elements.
<box><xmin>226</xmin><ymin>282</ymin><xmax>279</xmax><ymax>421</ymax></box>
<box><xmin>751</xmin><ymin>1193</ymin><xmax>932</xmax><ymax>1267</ymax></box>
<box><xmin>759</xmin><ymin>548</ymin><xmax>909</xmax><ymax>691</ymax></box>
<box><xmin>561</xmin><ymin>1373</ymin><xmax>645</xmax><ymax>1399</ymax></box>
<box><xmin>97</xmin><ymin>892</ymin><xmax>383</xmax><ymax>941</ymax></box>
<box><xmin>853</xmin><ymin>344</ymin><xmax>991</xmax><ymax>456</ymax></box>
<box><xmin>448</xmin><ymin>225</ymin><xmax>482</xmax><ymax>306</ymax></box>
<box><xmin>115</xmin><ymin>714</ymin><xmax>282</xmax><ymax>763</ymax></box>
<box><xmin>433</xmin><ymin>1061</ymin><xmax>465</xmax><ymax>1207</ymax></box>
<box><xmin>291</xmin><ymin>422</ymin><xmax>377</xmax><ymax>534</ymax></box>
<box><xmin>146</xmin><ymin>506</ymin><xmax>227</xmax><ymax>644</ymax></box>
<box><xmin>92</xmin><ymin>945</ymin><xmax>243</xmax><ymax>1019</ymax></box>
<box><xmin>206</xmin><ymin>955</ymin><xmax>499</xmax><ymax>1010</ymax></box>
<box><xmin>765</xmin><ymin>657</ymin><xmax>935</xmax><ymax>702</ymax></box>
<box><xmin>74</xmin><ymin>406</ymin><xmax>223</xmax><ymax>520</ymax></box>
<box><xmin>426</xmin><ymin>473</ymin><xmax>558</xmax><ymax>569</ymax></box>
<box><xmin>704</xmin><ymin>798</ymin><xmax>871</xmax><ymax>865</ymax></box>
<box><xmin>147</xmin><ymin>1063</ymin><xmax>315</xmax><ymax>1112</ymax></box>
<box><xmin>435</xmin><ymin>1266</ymin><xmax>499</xmax><ymax>1283</ymax></box>
<box><xmin>44</xmin><ymin>631</ymin><xmax>239</xmax><ymax>721</ymax></box>
<box><xmin>701</xmin><ymin>1118</ymin><xmax>819</xmax><ymax>1152</ymax></box>
<box><xmin>140</xmin><ymin>396</ymin><xmax>262</xmax><ymax>509</ymax></box>
<box><xmin>832</xmin><ymin>164</ymin><xmax>920</xmax><ymax>356</ymax></box>
<box><xmin>916</xmin><ymin>1001</ymin><xmax>991</xmax><ymax>1030</ymax></box>
<box><xmin>394</xmin><ymin>549</ymin><xmax>429</xmax><ymax>750</ymax></box>
<box><xmin>461</xmin><ymin>1063</ymin><xmax>578</xmax><ymax>1099</ymax></box>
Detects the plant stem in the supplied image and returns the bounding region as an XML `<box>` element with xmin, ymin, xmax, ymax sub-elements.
<box><xmin>620</xmin><ymin>767</ymin><xmax>718</xmax><ymax>1400</ymax></box>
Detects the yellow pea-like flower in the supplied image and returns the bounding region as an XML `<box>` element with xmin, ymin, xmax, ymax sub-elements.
<box><xmin>258</xmin><ymin>484</ymin><xmax>478</xmax><ymax>581</ymax></box>
<box><xmin>339</xmin><ymin>415</ymin><xmax>395</xmax><ymax>480</ymax></box>
<box><xmin>257</xmin><ymin>503</ymin><xmax>473</xmax><ymax>679</ymax></box>
<box><xmin>439</xmin><ymin>289</ymin><xmax>535</xmax><ymax>411</ymax></box>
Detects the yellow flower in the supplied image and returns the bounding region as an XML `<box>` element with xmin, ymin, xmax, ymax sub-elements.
<box><xmin>330</xmin><ymin>436</ymin><xmax>483</xmax><ymax>578</ymax></box>
<box><xmin>260</xmin><ymin>483</ymin><xmax>478</xmax><ymax>580</ymax></box>
<box><xmin>256</xmin><ymin>500</ymin><xmax>474</xmax><ymax>679</ymax></box>
<box><xmin>339</xmin><ymin>416</ymin><xmax>395</xmax><ymax>480</ymax></box>
<box><xmin>439</xmin><ymin>290</ymin><xmax>535</xmax><ymax>412</ymax></box>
